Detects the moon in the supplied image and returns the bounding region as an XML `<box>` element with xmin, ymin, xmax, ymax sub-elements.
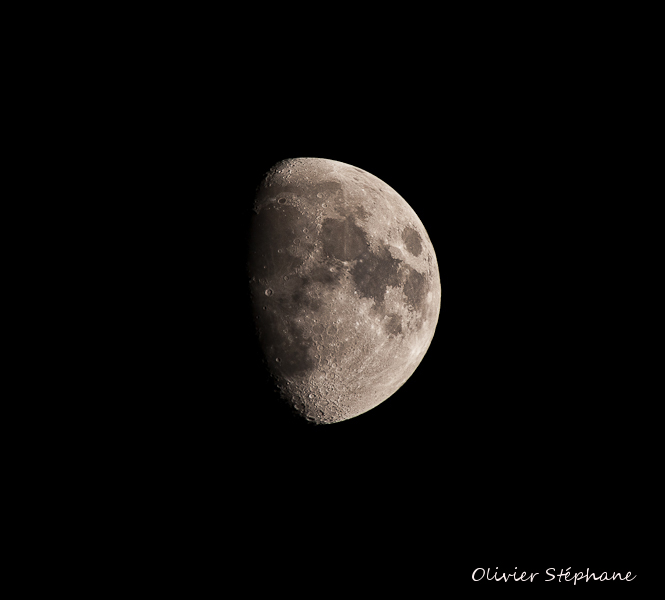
<box><xmin>247</xmin><ymin>157</ymin><xmax>441</xmax><ymax>424</ymax></box>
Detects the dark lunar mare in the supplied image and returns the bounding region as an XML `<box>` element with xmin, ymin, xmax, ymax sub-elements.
<box><xmin>401</xmin><ymin>226</ymin><xmax>423</xmax><ymax>256</ymax></box>
<box><xmin>319</xmin><ymin>215</ymin><xmax>429</xmax><ymax>329</ymax></box>
<box><xmin>321</xmin><ymin>217</ymin><xmax>367</xmax><ymax>262</ymax></box>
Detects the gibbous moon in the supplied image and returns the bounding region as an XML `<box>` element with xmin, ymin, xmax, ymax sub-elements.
<box><xmin>247</xmin><ymin>157</ymin><xmax>441</xmax><ymax>424</ymax></box>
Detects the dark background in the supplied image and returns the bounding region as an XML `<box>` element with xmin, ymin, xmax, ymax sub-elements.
<box><xmin>110</xmin><ymin>38</ymin><xmax>655</xmax><ymax>592</ymax></box>
<box><xmin>24</xmin><ymin>8</ymin><xmax>657</xmax><ymax>594</ymax></box>
<box><xmin>217</xmin><ymin>71</ymin><xmax>652</xmax><ymax>579</ymax></box>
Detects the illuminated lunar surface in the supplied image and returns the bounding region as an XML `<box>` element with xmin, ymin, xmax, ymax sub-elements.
<box><xmin>247</xmin><ymin>157</ymin><xmax>441</xmax><ymax>424</ymax></box>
